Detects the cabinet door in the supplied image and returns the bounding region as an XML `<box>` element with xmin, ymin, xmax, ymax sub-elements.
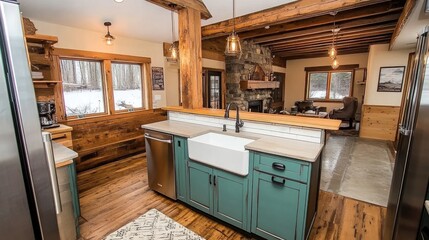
<box><xmin>252</xmin><ymin>171</ymin><xmax>307</xmax><ymax>240</ymax></box>
<box><xmin>188</xmin><ymin>161</ymin><xmax>213</xmax><ymax>214</ymax></box>
<box><xmin>174</xmin><ymin>136</ymin><xmax>188</xmax><ymax>202</ymax></box>
<box><xmin>213</xmin><ymin>169</ymin><xmax>250</xmax><ymax>231</ymax></box>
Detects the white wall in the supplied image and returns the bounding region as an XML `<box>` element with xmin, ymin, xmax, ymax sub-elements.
<box><xmin>365</xmin><ymin>44</ymin><xmax>413</xmax><ymax>106</ymax></box>
<box><xmin>32</xmin><ymin>20</ymin><xmax>172</xmax><ymax>108</ymax></box>
<box><xmin>285</xmin><ymin>53</ymin><xmax>369</xmax><ymax>112</ymax></box>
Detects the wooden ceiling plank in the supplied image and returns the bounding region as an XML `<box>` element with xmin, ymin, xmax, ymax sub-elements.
<box><xmin>237</xmin><ymin>3</ymin><xmax>403</xmax><ymax>40</ymax></box>
<box><xmin>269</xmin><ymin>33</ymin><xmax>392</xmax><ymax>50</ymax></box>
<box><xmin>253</xmin><ymin>14</ymin><xmax>399</xmax><ymax>44</ymax></box>
<box><xmin>271</xmin><ymin>35</ymin><xmax>391</xmax><ymax>51</ymax></box>
<box><xmin>145</xmin><ymin>0</ymin><xmax>212</xmax><ymax>19</ymax></box>
<box><xmin>279</xmin><ymin>48</ymin><xmax>370</xmax><ymax>59</ymax></box>
<box><xmin>389</xmin><ymin>0</ymin><xmax>417</xmax><ymax>49</ymax></box>
<box><xmin>263</xmin><ymin>25</ymin><xmax>396</xmax><ymax>47</ymax></box>
<box><xmin>201</xmin><ymin>0</ymin><xmax>390</xmax><ymax>38</ymax></box>
<box><xmin>275</xmin><ymin>41</ymin><xmax>387</xmax><ymax>55</ymax></box>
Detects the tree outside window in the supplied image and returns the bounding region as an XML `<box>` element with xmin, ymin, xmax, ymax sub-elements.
<box><xmin>306</xmin><ymin>70</ymin><xmax>353</xmax><ymax>101</ymax></box>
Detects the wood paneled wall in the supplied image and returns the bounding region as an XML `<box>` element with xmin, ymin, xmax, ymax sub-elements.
<box><xmin>65</xmin><ymin>109</ymin><xmax>166</xmax><ymax>172</ymax></box>
<box><xmin>360</xmin><ymin>105</ymin><xmax>400</xmax><ymax>141</ymax></box>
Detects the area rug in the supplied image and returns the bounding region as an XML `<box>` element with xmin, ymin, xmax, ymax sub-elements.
<box><xmin>320</xmin><ymin>136</ymin><xmax>394</xmax><ymax>207</ymax></box>
<box><xmin>105</xmin><ymin>209</ymin><xmax>205</xmax><ymax>240</ymax></box>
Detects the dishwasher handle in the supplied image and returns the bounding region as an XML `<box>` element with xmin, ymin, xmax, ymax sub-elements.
<box><xmin>144</xmin><ymin>133</ymin><xmax>172</xmax><ymax>144</ymax></box>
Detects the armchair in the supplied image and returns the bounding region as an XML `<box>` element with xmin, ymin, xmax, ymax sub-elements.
<box><xmin>329</xmin><ymin>97</ymin><xmax>358</xmax><ymax>128</ymax></box>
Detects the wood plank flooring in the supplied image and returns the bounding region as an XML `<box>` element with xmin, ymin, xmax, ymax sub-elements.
<box><xmin>77</xmin><ymin>153</ymin><xmax>386</xmax><ymax>240</ymax></box>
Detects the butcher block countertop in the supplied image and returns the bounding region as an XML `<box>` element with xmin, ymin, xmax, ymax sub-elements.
<box><xmin>163</xmin><ymin>106</ymin><xmax>341</xmax><ymax>130</ymax></box>
<box><xmin>142</xmin><ymin>120</ymin><xmax>324</xmax><ymax>162</ymax></box>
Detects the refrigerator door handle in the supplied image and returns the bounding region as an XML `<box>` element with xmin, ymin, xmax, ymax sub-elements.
<box><xmin>42</xmin><ymin>132</ymin><xmax>62</xmax><ymax>214</ymax></box>
<box><xmin>399</xmin><ymin>125</ymin><xmax>412</xmax><ymax>136</ymax></box>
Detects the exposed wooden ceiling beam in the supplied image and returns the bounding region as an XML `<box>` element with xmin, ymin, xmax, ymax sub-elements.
<box><xmin>262</xmin><ymin>24</ymin><xmax>396</xmax><ymax>47</ymax></box>
<box><xmin>271</xmin><ymin>35</ymin><xmax>392</xmax><ymax>51</ymax></box>
<box><xmin>201</xmin><ymin>0</ymin><xmax>391</xmax><ymax>38</ymax></box>
<box><xmin>279</xmin><ymin>48</ymin><xmax>370</xmax><ymax>59</ymax></box>
<box><xmin>389</xmin><ymin>0</ymin><xmax>417</xmax><ymax>49</ymax></box>
<box><xmin>268</xmin><ymin>33</ymin><xmax>393</xmax><ymax>50</ymax></box>
<box><xmin>282</xmin><ymin>48</ymin><xmax>370</xmax><ymax>59</ymax></box>
<box><xmin>275</xmin><ymin>41</ymin><xmax>387</xmax><ymax>56</ymax></box>
<box><xmin>145</xmin><ymin>0</ymin><xmax>212</xmax><ymax>19</ymax></box>
<box><xmin>237</xmin><ymin>3</ymin><xmax>403</xmax><ymax>40</ymax></box>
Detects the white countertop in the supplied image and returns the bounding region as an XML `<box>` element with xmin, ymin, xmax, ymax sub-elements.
<box><xmin>142</xmin><ymin>120</ymin><xmax>323</xmax><ymax>162</ymax></box>
<box><xmin>52</xmin><ymin>142</ymin><xmax>78</xmax><ymax>167</ymax></box>
<box><xmin>425</xmin><ymin>200</ymin><xmax>429</xmax><ymax>215</ymax></box>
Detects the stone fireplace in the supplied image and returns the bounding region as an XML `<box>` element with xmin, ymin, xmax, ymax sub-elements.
<box><xmin>226</xmin><ymin>41</ymin><xmax>275</xmax><ymax>112</ymax></box>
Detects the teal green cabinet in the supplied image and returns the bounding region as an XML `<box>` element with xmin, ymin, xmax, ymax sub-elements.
<box><xmin>251</xmin><ymin>171</ymin><xmax>307</xmax><ymax>240</ymax></box>
<box><xmin>188</xmin><ymin>160</ymin><xmax>213</xmax><ymax>214</ymax></box>
<box><xmin>67</xmin><ymin>162</ymin><xmax>80</xmax><ymax>236</ymax></box>
<box><xmin>174</xmin><ymin>136</ymin><xmax>188</xmax><ymax>202</ymax></box>
<box><xmin>250</xmin><ymin>151</ymin><xmax>320</xmax><ymax>240</ymax></box>
<box><xmin>187</xmin><ymin>160</ymin><xmax>251</xmax><ymax>231</ymax></box>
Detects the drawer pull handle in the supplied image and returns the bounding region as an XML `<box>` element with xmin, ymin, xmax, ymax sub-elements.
<box><xmin>272</xmin><ymin>162</ymin><xmax>286</xmax><ymax>171</ymax></box>
<box><xmin>209</xmin><ymin>174</ymin><xmax>212</xmax><ymax>185</ymax></box>
<box><xmin>271</xmin><ymin>176</ymin><xmax>285</xmax><ymax>185</ymax></box>
<box><xmin>53</xmin><ymin>133</ymin><xmax>67</xmax><ymax>139</ymax></box>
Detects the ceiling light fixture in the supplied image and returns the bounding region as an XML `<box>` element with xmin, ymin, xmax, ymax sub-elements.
<box><xmin>104</xmin><ymin>22</ymin><xmax>115</xmax><ymax>46</ymax></box>
<box><xmin>328</xmin><ymin>12</ymin><xmax>340</xmax><ymax>69</ymax></box>
<box><xmin>225</xmin><ymin>0</ymin><xmax>242</xmax><ymax>57</ymax></box>
<box><xmin>169</xmin><ymin>4</ymin><xmax>179</xmax><ymax>60</ymax></box>
<box><xmin>114</xmin><ymin>0</ymin><xmax>124</xmax><ymax>2</ymax></box>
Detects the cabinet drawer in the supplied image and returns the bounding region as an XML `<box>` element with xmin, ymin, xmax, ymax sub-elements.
<box><xmin>52</xmin><ymin>132</ymin><xmax>73</xmax><ymax>148</ymax></box>
<box><xmin>252</xmin><ymin>152</ymin><xmax>309</xmax><ymax>183</ymax></box>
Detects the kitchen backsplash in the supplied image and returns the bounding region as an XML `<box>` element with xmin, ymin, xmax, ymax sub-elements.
<box><xmin>168</xmin><ymin>111</ymin><xmax>324</xmax><ymax>144</ymax></box>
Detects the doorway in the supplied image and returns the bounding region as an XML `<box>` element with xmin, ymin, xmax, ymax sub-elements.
<box><xmin>202</xmin><ymin>69</ymin><xmax>224</xmax><ymax>109</ymax></box>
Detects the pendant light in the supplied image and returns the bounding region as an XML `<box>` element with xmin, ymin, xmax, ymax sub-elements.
<box><xmin>169</xmin><ymin>4</ymin><xmax>179</xmax><ymax>60</ymax></box>
<box><xmin>328</xmin><ymin>12</ymin><xmax>338</xmax><ymax>60</ymax></box>
<box><xmin>104</xmin><ymin>22</ymin><xmax>115</xmax><ymax>46</ymax></box>
<box><xmin>331</xmin><ymin>58</ymin><xmax>340</xmax><ymax>69</ymax></box>
<box><xmin>225</xmin><ymin>0</ymin><xmax>242</xmax><ymax>57</ymax></box>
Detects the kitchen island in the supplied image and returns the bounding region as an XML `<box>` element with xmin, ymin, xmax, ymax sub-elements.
<box><xmin>142</xmin><ymin>107</ymin><xmax>340</xmax><ymax>240</ymax></box>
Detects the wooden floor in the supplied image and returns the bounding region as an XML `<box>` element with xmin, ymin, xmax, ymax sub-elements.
<box><xmin>77</xmin><ymin>153</ymin><xmax>386</xmax><ymax>240</ymax></box>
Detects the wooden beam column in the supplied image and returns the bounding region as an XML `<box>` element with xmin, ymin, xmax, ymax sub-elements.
<box><xmin>178</xmin><ymin>7</ymin><xmax>203</xmax><ymax>109</ymax></box>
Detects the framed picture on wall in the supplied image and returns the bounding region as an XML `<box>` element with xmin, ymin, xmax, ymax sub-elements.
<box><xmin>377</xmin><ymin>66</ymin><xmax>405</xmax><ymax>92</ymax></box>
<box><xmin>152</xmin><ymin>67</ymin><xmax>164</xmax><ymax>90</ymax></box>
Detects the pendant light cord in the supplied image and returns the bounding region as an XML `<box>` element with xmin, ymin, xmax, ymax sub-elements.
<box><xmin>233</xmin><ymin>0</ymin><xmax>236</xmax><ymax>33</ymax></box>
<box><xmin>171</xmin><ymin>10</ymin><xmax>175</xmax><ymax>42</ymax></box>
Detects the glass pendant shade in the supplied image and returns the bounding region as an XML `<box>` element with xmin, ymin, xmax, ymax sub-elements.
<box><xmin>328</xmin><ymin>46</ymin><xmax>337</xmax><ymax>59</ymax></box>
<box><xmin>225</xmin><ymin>32</ymin><xmax>241</xmax><ymax>56</ymax></box>
<box><xmin>331</xmin><ymin>58</ymin><xmax>340</xmax><ymax>69</ymax></box>
<box><xmin>104</xmin><ymin>22</ymin><xmax>114</xmax><ymax>46</ymax></box>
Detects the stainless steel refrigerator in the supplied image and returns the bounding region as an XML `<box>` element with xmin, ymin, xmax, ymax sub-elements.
<box><xmin>384</xmin><ymin>27</ymin><xmax>429</xmax><ymax>240</ymax></box>
<box><xmin>0</xmin><ymin>0</ymin><xmax>61</xmax><ymax>239</ymax></box>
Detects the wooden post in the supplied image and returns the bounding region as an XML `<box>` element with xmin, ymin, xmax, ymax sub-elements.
<box><xmin>178</xmin><ymin>7</ymin><xmax>203</xmax><ymax>109</ymax></box>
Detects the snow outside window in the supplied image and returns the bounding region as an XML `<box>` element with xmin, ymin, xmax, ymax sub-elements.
<box><xmin>307</xmin><ymin>70</ymin><xmax>353</xmax><ymax>101</ymax></box>
<box><xmin>60</xmin><ymin>59</ymin><xmax>105</xmax><ymax>117</ymax></box>
<box><xmin>111</xmin><ymin>62</ymin><xmax>143</xmax><ymax>111</ymax></box>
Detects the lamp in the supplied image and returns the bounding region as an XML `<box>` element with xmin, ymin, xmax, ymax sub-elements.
<box><xmin>331</xmin><ymin>58</ymin><xmax>340</xmax><ymax>70</ymax></box>
<box><xmin>169</xmin><ymin>4</ymin><xmax>179</xmax><ymax>60</ymax></box>
<box><xmin>328</xmin><ymin>12</ymin><xmax>340</xmax><ymax>69</ymax></box>
<box><xmin>225</xmin><ymin>0</ymin><xmax>241</xmax><ymax>57</ymax></box>
<box><xmin>104</xmin><ymin>22</ymin><xmax>115</xmax><ymax>45</ymax></box>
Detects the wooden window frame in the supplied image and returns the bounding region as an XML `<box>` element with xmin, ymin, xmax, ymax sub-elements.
<box><xmin>52</xmin><ymin>48</ymin><xmax>153</xmax><ymax>121</ymax></box>
<box><xmin>304</xmin><ymin>64</ymin><xmax>358</xmax><ymax>102</ymax></box>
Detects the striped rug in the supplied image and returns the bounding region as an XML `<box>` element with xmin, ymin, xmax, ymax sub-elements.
<box><xmin>105</xmin><ymin>209</ymin><xmax>205</xmax><ymax>240</ymax></box>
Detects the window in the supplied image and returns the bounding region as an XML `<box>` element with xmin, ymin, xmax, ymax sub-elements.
<box><xmin>60</xmin><ymin>59</ymin><xmax>105</xmax><ymax>116</ymax></box>
<box><xmin>306</xmin><ymin>70</ymin><xmax>353</xmax><ymax>101</ymax></box>
<box><xmin>55</xmin><ymin>49</ymin><xmax>152</xmax><ymax>120</ymax></box>
<box><xmin>111</xmin><ymin>62</ymin><xmax>143</xmax><ymax>111</ymax></box>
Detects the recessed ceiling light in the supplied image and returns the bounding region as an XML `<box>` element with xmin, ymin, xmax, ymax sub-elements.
<box><xmin>265</xmin><ymin>26</ymin><xmax>270</xmax><ymax>30</ymax></box>
<box><xmin>114</xmin><ymin>0</ymin><xmax>124</xmax><ymax>3</ymax></box>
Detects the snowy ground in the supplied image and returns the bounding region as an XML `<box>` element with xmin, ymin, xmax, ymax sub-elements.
<box><xmin>64</xmin><ymin>89</ymin><xmax>142</xmax><ymax>116</ymax></box>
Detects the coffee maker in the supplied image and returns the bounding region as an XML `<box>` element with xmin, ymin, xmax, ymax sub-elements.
<box><xmin>37</xmin><ymin>101</ymin><xmax>59</xmax><ymax>129</ymax></box>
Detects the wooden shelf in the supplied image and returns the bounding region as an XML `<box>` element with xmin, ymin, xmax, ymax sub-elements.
<box><xmin>240</xmin><ymin>80</ymin><xmax>280</xmax><ymax>90</ymax></box>
<box><xmin>33</xmin><ymin>80</ymin><xmax>60</xmax><ymax>88</ymax></box>
<box><xmin>26</xmin><ymin>34</ymin><xmax>58</xmax><ymax>44</ymax></box>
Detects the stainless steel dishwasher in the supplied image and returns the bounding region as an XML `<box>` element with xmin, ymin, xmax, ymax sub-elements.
<box><xmin>144</xmin><ymin>129</ymin><xmax>176</xmax><ymax>199</ymax></box>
